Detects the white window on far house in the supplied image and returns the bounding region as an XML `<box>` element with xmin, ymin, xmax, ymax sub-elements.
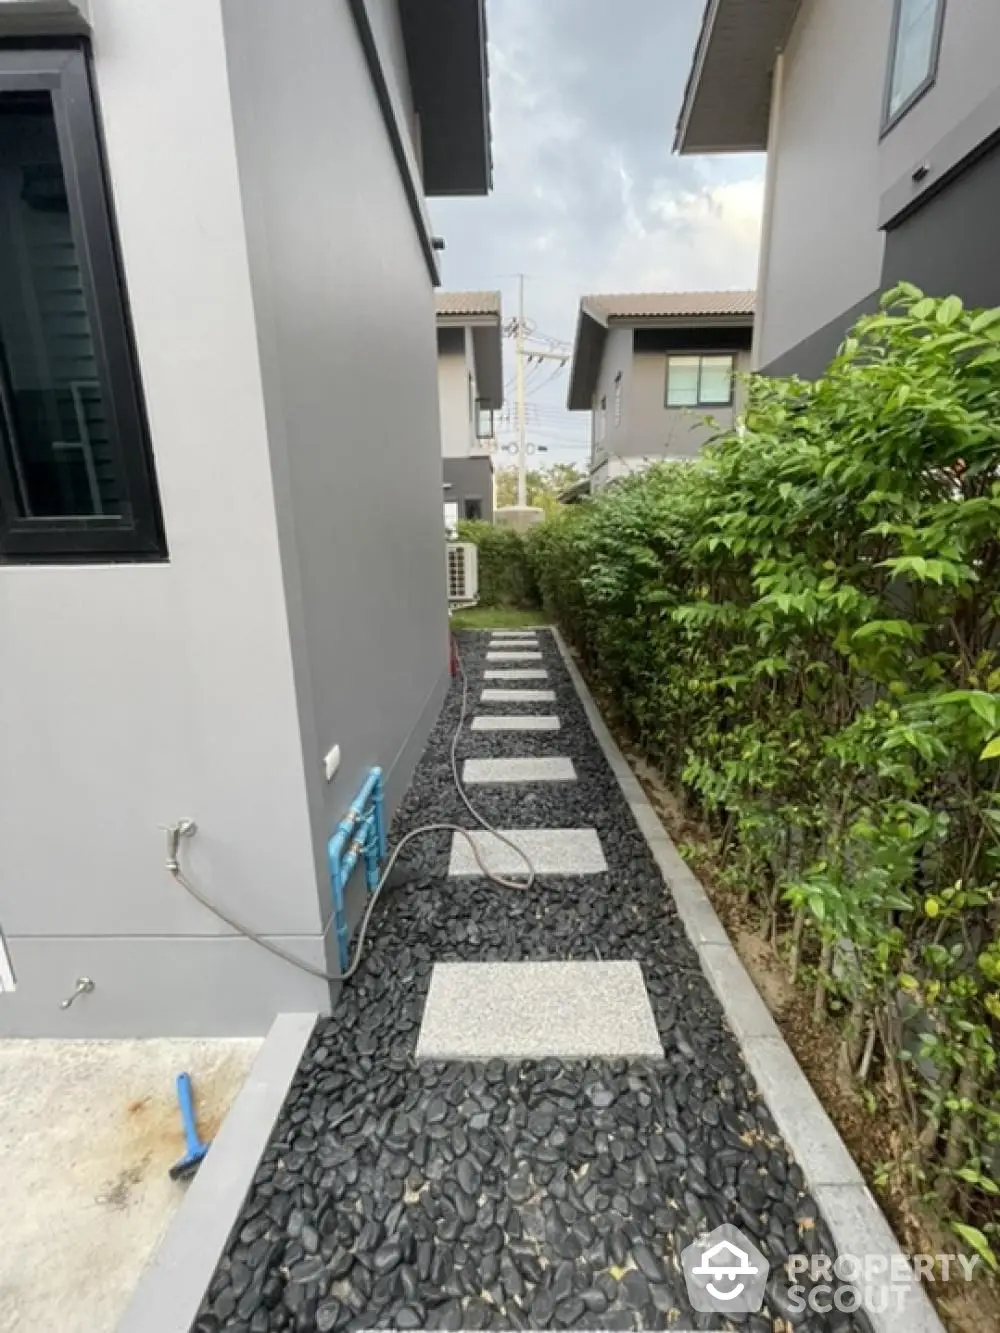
<box><xmin>614</xmin><ymin>372</ymin><xmax>622</xmax><ymax>428</ymax></box>
<box><xmin>444</xmin><ymin>501</ymin><xmax>458</xmax><ymax>537</ymax></box>
<box><xmin>666</xmin><ymin>354</ymin><xmax>734</xmax><ymax>408</ymax></box>
<box><xmin>475</xmin><ymin>399</ymin><xmax>494</xmax><ymax>439</ymax></box>
<box><xmin>884</xmin><ymin>0</ymin><xmax>945</xmax><ymax>129</ymax></box>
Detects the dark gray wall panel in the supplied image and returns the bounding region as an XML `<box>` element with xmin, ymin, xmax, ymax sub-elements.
<box><xmin>763</xmin><ymin>290</ymin><xmax>880</xmax><ymax>380</ymax></box>
<box><xmin>881</xmin><ymin>139</ymin><xmax>1000</xmax><ymax>308</ymax></box>
<box><xmin>444</xmin><ymin>455</ymin><xmax>493</xmax><ymax>522</ymax></box>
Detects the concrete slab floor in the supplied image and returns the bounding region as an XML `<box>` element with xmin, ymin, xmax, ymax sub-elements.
<box><xmin>0</xmin><ymin>1037</ymin><xmax>260</xmax><ymax>1333</ymax></box>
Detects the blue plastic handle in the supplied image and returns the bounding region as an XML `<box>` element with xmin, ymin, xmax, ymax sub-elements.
<box><xmin>175</xmin><ymin>1072</ymin><xmax>202</xmax><ymax>1154</ymax></box>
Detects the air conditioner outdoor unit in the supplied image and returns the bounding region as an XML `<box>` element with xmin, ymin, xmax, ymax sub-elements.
<box><xmin>446</xmin><ymin>541</ymin><xmax>478</xmax><ymax>605</ymax></box>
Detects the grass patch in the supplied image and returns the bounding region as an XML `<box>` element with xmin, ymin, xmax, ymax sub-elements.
<box><xmin>449</xmin><ymin>606</ymin><xmax>547</xmax><ymax>630</ymax></box>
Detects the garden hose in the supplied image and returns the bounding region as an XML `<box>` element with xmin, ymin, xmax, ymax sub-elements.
<box><xmin>167</xmin><ymin>638</ymin><xmax>537</xmax><ymax>984</ymax></box>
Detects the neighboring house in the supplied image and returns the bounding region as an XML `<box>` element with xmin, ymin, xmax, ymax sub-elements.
<box><xmin>435</xmin><ymin>290</ymin><xmax>503</xmax><ymax>525</ymax></box>
<box><xmin>676</xmin><ymin>0</ymin><xmax>1000</xmax><ymax>378</ymax></box>
<box><xmin>567</xmin><ymin>292</ymin><xmax>755</xmax><ymax>489</ymax></box>
<box><xmin>0</xmin><ymin>0</ymin><xmax>491</xmax><ymax>1036</ymax></box>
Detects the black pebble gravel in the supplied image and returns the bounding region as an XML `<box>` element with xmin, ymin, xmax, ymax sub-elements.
<box><xmin>194</xmin><ymin>631</ymin><xmax>871</xmax><ymax>1333</ymax></box>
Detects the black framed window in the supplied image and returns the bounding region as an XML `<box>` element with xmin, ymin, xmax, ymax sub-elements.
<box><xmin>464</xmin><ymin>496</ymin><xmax>483</xmax><ymax>521</ymax></box>
<box><xmin>883</xmin><ymin>0</ymin><xmax>946</xmax><ymax>133</ymax></box>
<box><xmin>665</xmin><ymin>354</ymin><xmax>734</xmax><ymax>408</ymax></box>
<box><xmin>0</xmin><ymin>45</ymin><xmax>164</xmax><ymax>562</ymax></box>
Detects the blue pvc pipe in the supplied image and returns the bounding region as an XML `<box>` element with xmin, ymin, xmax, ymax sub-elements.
<box><xmin>326</xmin><ymin>767</ymin><xmax>385</xmax><ymax>972</ymax></box>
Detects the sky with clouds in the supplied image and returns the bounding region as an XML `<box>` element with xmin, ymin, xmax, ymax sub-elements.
<box><xmin>429</xmin><ymin>0</ymin><xmax>765</xmax><ymax>467</ymax></box>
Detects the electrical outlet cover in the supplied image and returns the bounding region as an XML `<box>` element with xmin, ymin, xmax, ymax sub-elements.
<box><xmin>324</xmin><ymin>744</ymin><xmax>341</xmax><ymax>782</ymax></box>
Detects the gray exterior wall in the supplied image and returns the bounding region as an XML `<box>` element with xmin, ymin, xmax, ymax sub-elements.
<box><xmin>443</xmin><ymin>456</ymin><xmax>494</xmax><ymax>523</ymax></box>
<box><xmin>882</xmin><ymin>139</ymin><xmax>1000</xmax><ymax>310</ymax></box>
<box><xmin>589</xmin><ymin>326</ymin><xmax>633</xmax><ymax>464</ymax></box>
<box><xmin>0</xmin><ymin>0</ymin><xmax>329</xmax><ymax>1036</ymax></box>
<box><xmin>591</xmin><ymin>329</ymin><xmax>750</xmax><ymax>481</ymax></box>
<box><xmin>754</xmin><ymin>0</ymin><xmax>889</xmax><ymax>371</ymax></box>
<box><xmin>222</xmin><ymin>0</ymin><xmax>450</xmax><ymax>962</ymax></box>
<box><xmin>877</xmin><ymin>1</ymin><xmax>1000</xmax><ymax>201</ymax></box>
<box><xmin>630</xmin><ymin>347</ymin><xmax>749</xmax><ymax>461</ymax></box>
<box><xmin>0</xmin><ymin>0</ymin><xmax>451</xmax><ymax>1037</ymax></box>
<box><xmin>757</xmin><ymin>0</ymin><xmax>1000</xmax><ymax>376</ymax></box>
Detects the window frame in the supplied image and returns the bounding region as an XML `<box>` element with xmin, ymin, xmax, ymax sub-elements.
<box><xmin>664</xmin><ymin>352</ymin><xmax>736</xmax><ymax>409</ymax></box>
<box><xmin>474</xmin><ymin>397</ymin><xmax>493</xmax><ymax>440</ymax></box>
<box><xmin>613</xmin><ymin>371</ymin><xmax>622</xmax><ymax>428</ymax></box>
<box><xmin>0</xmin><ymin>43</ymin><xmax>165</xmax><ymax>563</ymax></box>
<box><xmin>881</xmin><ymin>0</ymin><xmax>946</xmax><ymax>136</ymax></box>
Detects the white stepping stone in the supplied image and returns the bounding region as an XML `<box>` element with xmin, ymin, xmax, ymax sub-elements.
<box><xmin>486</xmin><ymin>651</ymin><xmax>542</xmax><ymax>661</ymax></box>
<box><xmin>480</xmin><ymin>689</ymin><xmax>555</xmax><ymax>703</ymax></box>
<box><xmin>484</xmin><ymin>669</ymin><xmax>548</xmax><ymax>680</ymax></box>
<box><xmin>416</xmin><ymin>960</ymin><xmax>663</xmax><ymax>1060</ymax></box>
<box><xmin>490</xmin><ymin>631</ymin><xmax>541</xmax><ymax>638</ymax></box>
<box><xmin>471</xmin><ymin>715</ymin><xmax>559</xmax><ymax>731</ymax></box>
<box><xmin>447</xmin><ymin>827</ymin><xmax>606</xmax><ymax>876</ymax></box>
<box><xmin>462</xmin><ymin>757</ymin><xmax>576</xmax><ymax>784</ymax></box>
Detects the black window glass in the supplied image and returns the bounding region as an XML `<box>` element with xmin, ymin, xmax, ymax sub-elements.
<box><xmin>0</xmin><ymin>92</ymin><xmax>121</xmax><ymax>520</ymax></box>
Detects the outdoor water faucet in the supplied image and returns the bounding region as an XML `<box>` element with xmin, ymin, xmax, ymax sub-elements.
<box><xmin>59</xmin><ymin>976</ymin><xmax>94</xmax><ymax>1009</ymax></box>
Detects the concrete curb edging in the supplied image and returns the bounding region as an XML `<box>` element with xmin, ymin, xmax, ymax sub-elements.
<box><xmin>551</xmin><ymin>628</ymin><xmax>945</xmax><ymax>1333</ymax></box>
<box><xmin>117</xmin><ymin>1012</ymin><xmax>318</xmax><ymax>1333</ymax></box>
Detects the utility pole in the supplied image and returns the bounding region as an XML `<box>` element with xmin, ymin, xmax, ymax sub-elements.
<box><xmin>516</xmin><ymin>273</ymin><xmax>527</xmax><ymax>507</ymax></box>
<box><xmin>505</xmin><ymin>273</ymin><xmax>570</xmax><ymax>507</ymax></box>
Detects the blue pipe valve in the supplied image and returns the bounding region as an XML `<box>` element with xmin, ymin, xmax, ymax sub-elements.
<box><xmin>326</xmin><ymin>767</ymin><xmax>387</xmax><ymax>971</ymax></box>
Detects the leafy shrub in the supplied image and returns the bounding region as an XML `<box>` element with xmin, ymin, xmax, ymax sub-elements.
<box><xmin>457</xmin><ymin>520</ymin><xmax>538</xmax><ymax>608</ymax></box>
<box><xmin>528</xmin><ymin>287</ymin><xmax>1000</xmax><ymax>1265</ymax></box>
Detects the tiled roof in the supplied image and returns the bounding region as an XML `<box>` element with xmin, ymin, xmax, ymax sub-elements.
<box><xmin>435</xmin><ymin>291</ymin><xmax>502</xmax><ymax>318</ymax></box>
<box><xmin>583</xmin><ymin>290</ymin><xmax>756</xmax><ymax>321</ymax></box>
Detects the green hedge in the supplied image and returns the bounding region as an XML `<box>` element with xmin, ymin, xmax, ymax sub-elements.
<box><xmin>527</xmin><ymin>287</ymin><xmax>1000</xmax><ymax>1265</ymax></box>
<box><xmin>457</xmin><ymin>520</ymin><xmax>538</xmax><ymax>608</ymax></box>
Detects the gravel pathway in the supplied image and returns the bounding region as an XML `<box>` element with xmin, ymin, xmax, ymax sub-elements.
<box><xmin>195</xmin><ymin>630</ymin><xmax>869</xmax><ymax>1333</ymax></box>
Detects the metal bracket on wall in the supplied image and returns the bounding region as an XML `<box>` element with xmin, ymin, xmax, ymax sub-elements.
<box><xmin>327</xmin><ymin>768</ymin><xmax>387</xmax><ymax>973</ymax></box>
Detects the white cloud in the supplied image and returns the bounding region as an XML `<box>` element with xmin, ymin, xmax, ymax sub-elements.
<box><xmin>602</xmin><ymin>175</ymin><xmax>766</xmax><ymax>292</ymax></box>
<box><xmin>430</xmin><ymin>0</ymin><xmax>767</xmax><ymax>463</ymax></box>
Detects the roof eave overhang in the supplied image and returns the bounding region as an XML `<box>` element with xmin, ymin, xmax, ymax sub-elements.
<box><xmin>674</xmin><ymin>0</ymin><xmax>801</xmax><ymax>155</ymax></box>
<box><xmin>0</xmin><ymin>0</ymin><xmax>90</xmax><ymax>32</ymax></box>
<box><xmin>471</xmin><ymin>321</ymin><xmax>503</xmax><ymax>409</ymax></box>
<box><xmin>567</xmin><ymin>305</ymin><xmax>608</xmax><ymax>412</ymax></box>
<box><xmin>612</xmin><ymin>313</ymin><xmax>755</xmax><ymax>330</ymax></box>
<box><xmin>399</xmin><ymin>0</ymin><xmax>492</xmax><ymax>196</ymax></box>
<box><xmin>435</xmin><ymin>313</ymin><xmax>499</xmax><ymax>329</ymax></box>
